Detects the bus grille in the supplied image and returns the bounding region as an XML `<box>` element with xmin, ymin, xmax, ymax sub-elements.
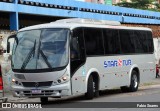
<box><xmin>22</xmin><ymin>81</ymin><xmax>53</xmax><ymax>87</ymax></box>
<box><xmin>23</xmin><ymin>90</ymin><xmax>54</xmax><ymax>96</ymax></box>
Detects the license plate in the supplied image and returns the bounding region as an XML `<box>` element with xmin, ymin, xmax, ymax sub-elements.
<box><xmin>31</xmin><ymin>89</ymin><xmax>41</xmax><ymax>94</ymax></box>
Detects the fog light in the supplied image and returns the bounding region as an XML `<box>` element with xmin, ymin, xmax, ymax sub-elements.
<box><xmin>57</xmin><ymin>79</ymin><xmax>61</xmax><ymax>83</ymax></box>
<box><xmin>15</xmin><ymin>81</ymin><xmax>19</xmax><ymax>84</ymax></box>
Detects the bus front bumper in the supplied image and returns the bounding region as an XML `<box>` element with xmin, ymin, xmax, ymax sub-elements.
<box><xmin>11</xmin><ymin>82</ymin><xmax>71</xmax><ymax>98</ymax></box>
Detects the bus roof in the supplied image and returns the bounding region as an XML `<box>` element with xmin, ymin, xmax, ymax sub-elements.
<box><xmin>19</xmin><ymin>18</ymin><xmax>152</xmax><ymax>32</ymax></box>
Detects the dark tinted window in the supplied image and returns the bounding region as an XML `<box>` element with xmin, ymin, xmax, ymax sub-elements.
<box><xmin>147</xmin><ymin>31</ymin><xmax>154</xmax><ymax>52</ymax></box>
<box><xmin>135</xmin><ymin>31</ymin><xmax>148</xmax><ymax>52</ymax></box>
<box><xmin>84</xmin><ymin>28</ymin><xmax>104</xmax><ymax>55</ymax></box>
<box><xmin>71</xmin><ymin>28</ymin><xmax>86</xmax><ymax>60</ymax></box>
<box><xmin>103</xmin><ymin>29</ymin><xmax>120</xmax><ymax>54</ymax></box>
<box><xmin>71</xmin><ymin>28</ymin><xmax>86</xmax><ymax>75</ymax></box>
<box><xmin>134</xmin><ymin>30</ymin><xmax>153</xmax><ymax>53</ymax></box>
<box><xmin>131</xmin><ymin>30</ymin><xmax>144</xmax><ymax>53</ymax></box>
<box><xmin>119</xmin><ymin>30</ymin><xmax>135</xmax><ymax>53</ymax></box>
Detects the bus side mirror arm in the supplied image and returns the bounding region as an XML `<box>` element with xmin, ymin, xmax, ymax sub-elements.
<box><xmin>7</xmin><ymin>34</ymin><xmax>18</xmax><ymax>53</ymax></box>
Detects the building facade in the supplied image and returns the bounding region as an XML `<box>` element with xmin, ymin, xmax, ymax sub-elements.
<box><xmin>85</xmin><ymin>0</ymin><xmax>105</xmax><ymax>4</ymax></box>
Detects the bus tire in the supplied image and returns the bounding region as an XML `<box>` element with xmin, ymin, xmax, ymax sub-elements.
<box><xmin>40</xmin><ymin>97</ymin><xmax>48</xmax><ymax>104</ymax></box>
<box><xmin>94</xmin><ymin>81</ymin><xmax>99</xmax><ymax>97</ymax></box>
<box><xmin>85</xmin><ymin>75</ymin><xmax>94</xmax><ymax>99</ymax></box>
<box><xmin>129</xmin><ymin>70</ymin><xmax>139</xmax><ymax>92</ymax></box>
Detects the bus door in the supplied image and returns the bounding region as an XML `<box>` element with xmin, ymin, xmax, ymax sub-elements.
<box><xmin>70</xmin><ymin>28</ymin><xmax>86</xmax><ymax>94</ymax></box>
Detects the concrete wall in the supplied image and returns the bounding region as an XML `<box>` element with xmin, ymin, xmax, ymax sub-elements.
<box><xmin>154</xmin><ymin>38</ymin><xmax>160</xmax><ymax>65</ymax></box>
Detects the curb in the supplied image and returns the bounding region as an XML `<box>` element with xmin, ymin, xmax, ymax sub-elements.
<box><xmin>140</xmin><ymin>84</ymin><xmax>160</xmax><ymax>89</ymax></box>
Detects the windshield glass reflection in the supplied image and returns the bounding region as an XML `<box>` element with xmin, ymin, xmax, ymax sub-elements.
<box><xmin>12</xmin><ymin>29</ymin><xmax>69</xmax><ymax>71</ymax></box>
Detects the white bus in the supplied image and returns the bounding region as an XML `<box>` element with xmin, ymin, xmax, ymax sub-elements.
<box><xmin>7</xmin><ymin>18</ymin><xmax>155</xmax><ymax>103</ymax></box>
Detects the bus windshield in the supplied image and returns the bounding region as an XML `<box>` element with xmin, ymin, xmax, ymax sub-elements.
<box><xmin>12</xmin><ymin>28</ymin><xmax>69</xmax><ymax>71</ymax></box>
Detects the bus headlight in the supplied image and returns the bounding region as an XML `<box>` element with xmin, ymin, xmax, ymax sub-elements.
<box><xmin>12</xmin><ymin>78</ymin><xmax>16</xmax><ymax>85</ymax></box>
<box><xmin>12</xmin><ymin>78</ymin><xmax>16</xmax><ymax>83</ymax></box>
<box><xmin>57</xmin><ymin>73</ymin><xmax>69</xmax><ymax>84</ymax></box>
<box><xmin>62</xmin><ymin>76</ymin><xmax>67</xmax><ymax>81</ymax></box>
<box><xmin>11</xmin><ymin>78</ymin><xmax>22</xmax><ymax>86</ymax></box>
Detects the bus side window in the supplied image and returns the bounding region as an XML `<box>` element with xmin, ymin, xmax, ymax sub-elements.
<box><xmin>71</xmin><ymin>37</ymin><xmax>79</xmax><ymax>60</ymax></box>
<box><xmin>119</xmin><ymin>30</ymin><xmax>135</xmax><ymax>54</ymax></box>
<box><xmin>103</xmin><ymin>29</ymin><xmax>120</xmax><ymax>54</ymax></box>
<box><xmin>84</xmin><ymin>28</ymin><xmax>104</xmax><ymax>56</ymax></box>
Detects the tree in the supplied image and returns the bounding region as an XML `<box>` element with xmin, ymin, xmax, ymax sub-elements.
<box><xmin>116</xmin><ymin>0</ymin><xmax>155</xmax><ymax>10</ymax></box>
<box><xmin>115</xmin><ymin>0</ymin><xmax>132</xmax><ymax>7</ymax></box>
<box><xmin>154</xmin><ymin>3</ymin><xmax>160</xmax><ymax>11</ymax></box>
<box><xmin>131</xmin><ymin>0</ymin><xmax>154</xmax><ymax>9</ymax></box>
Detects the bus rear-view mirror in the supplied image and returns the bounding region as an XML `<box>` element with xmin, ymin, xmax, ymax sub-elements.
<box><xmin>7</xmin><ymin>34</ymin><xmax>18</xmax><ymax>53</ymax></box>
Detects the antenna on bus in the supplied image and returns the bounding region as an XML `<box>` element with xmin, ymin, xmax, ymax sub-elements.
<box><xmin>52</xmin><ymin>18</ymin><xmax>121</xmax><ymax>26</ymax></box>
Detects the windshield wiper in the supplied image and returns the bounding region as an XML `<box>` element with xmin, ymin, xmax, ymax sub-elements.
<box><xmin>37</xmin><ymin>41</ymin><xmax>52</xmax><ymax>69</ymax></box>
<box><xmin>40</xmin><ymin>49</ymin><xmax>52</xmax><ymax>68</ymax></box>
<box><xmin>21</xmin><ymin>40</ymin><xmax>36</xmax><ymax>70</ymax></box>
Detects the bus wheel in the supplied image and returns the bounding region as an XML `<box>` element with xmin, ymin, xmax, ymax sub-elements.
<box><xmin>40</xmin><ymin>97</ymin><xmax>48</xmax><ymax>104</ymax></box>
<box><xmin>129</xmin><ymin>71</ymin><xmax>139</xmax><ymax>92</ymax></box>
<box><xmin>85</xmin><ymin>75</ymin><xmax>94</xmax><ymax>99</ymax></box>
<box><xmin>94</xmin><ymin>80</ymin><xmax>99</xmax><ymax>97</ymax></box>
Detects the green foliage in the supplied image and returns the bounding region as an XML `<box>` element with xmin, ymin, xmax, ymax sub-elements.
<box><xmin>115</xmin><ymin>0</ymin><xmax>159</xmax><ymax>11</ymax></box>
<box><xmin>115</xmin><ymin>0</ymin><xmax>133</xmax><ymax>7</ymax></box>
<box><xmin>155</xmin><ymin>3</ymin><xmax>160</xmax><ymax>9</ymax></box>
<box><xmin>131</xmin><ymin>0</ymin><xmax>154</xmax><ymax>9</ymax></box>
